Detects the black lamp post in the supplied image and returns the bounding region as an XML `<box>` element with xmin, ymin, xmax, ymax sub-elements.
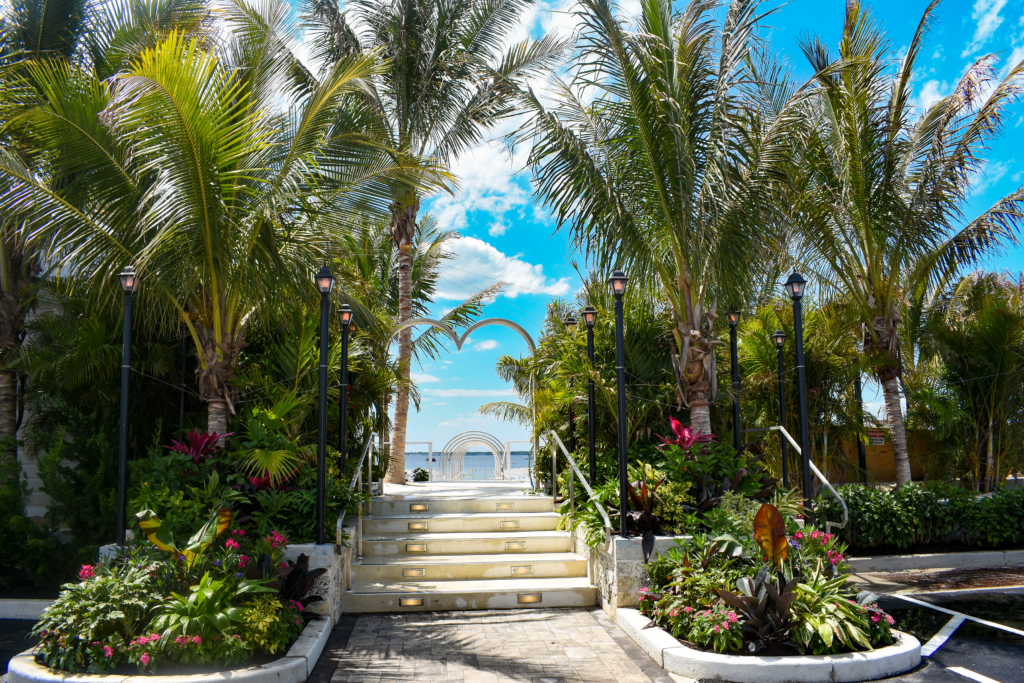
<box><xmin>772</xmin><ymin>329</ymin><xmax>788</xmax><ymax>488</ymax></box>
<box><xmin>582</xmin><ymin>305</ymin><xmax>598</xmax><ymax>486</ymax></box>
<box><xmin>784</xmin><ymin>272</ymin><xmax>813</xmax><ymax>510</ymax></box>
<box><xmin>564</xmin><ymin>314</ymin><xmax>578</xmax><ymax>457</ymax></box>
<box><xmin>337</xmin><ymin>304</ymin><xmax>353</xmax><ymax>477</ymax></box>
<box><xmin>609</xmin><ymin>271</ymin><xmax>629</xmax><ymax>537</ymax></box>
<box><xmin>854</xmin><ymin>375</ymin><xmax>867</xmax><ymax>483</ymax></box>
<box><xmin>314</xmin><ymin>264</ymin><xmax>334</xmax><ymax>545</ymax></box>
<box><xmin>116</xmin><ymin>266</ymin><xmax>137</xmax><ymax>546</ymax></box>
<box><xmin>727</xmin><ymin>309</ymin><xmax>741</xmax><ymax>451</ymax></box>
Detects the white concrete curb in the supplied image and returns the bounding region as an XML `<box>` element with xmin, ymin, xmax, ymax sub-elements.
<box><xmin>614</xmin><ymin>608</ymin><xmax>921</xmax><ymax>683</ymax></box>
<box><xmin>0</xmin><ymin>600</ymin><xmax>52</xmax><ymax>620</ymax></box>
<box><xmin>5</xmin><ymin>617</ymin><xmax>332</xmax><ymax>683</ymax></box>
<box><xmin>847</xmin><ymin>549</ymin><xmax>1024</xmax><ymax>573</ymax></box>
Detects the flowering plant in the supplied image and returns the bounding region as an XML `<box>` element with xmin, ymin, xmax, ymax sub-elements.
<box><xmin>686</xmin><ymin>603</ymin><xmax>742</xmax><ymax>653</ymax></box>
<box><xmin>657</xmin><ymin>417</ymin><xmax>717</xmax><ymax>450</ymax></box>
<box><xmin>789</xmin><ymin>527</ymin><xmax>849</xmax><ymax>574</ymax></box>
<box><xmin>127</xmin><ymin>631</ymin><xmax>249</xmax><ymax>672</ymax></box>
<box><xmin>239</xmin><ymin>596</ymin><xmax>305</xmax><ymax>654</ymax></box>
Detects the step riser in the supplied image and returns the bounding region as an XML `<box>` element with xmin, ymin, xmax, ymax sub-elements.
<box><xmin>362</xmin><ymin>537</ymin><xmax>571</xmax><ymax>556</ymax></box>
<box><xmin>373</xmin><ymin>498</ymin><xmax>553</xmax><ymax>515</ymax></box>
<box><xmin>342</xmin><ymin>587</ymin><xmax>598</xmax><ymax>613</ymax></box>
<box><xmin>362</xmin><ymin>517</ymin><xmax>560</xmax><ymax>534</ymax></box>
<box><xmin>352</xmin><ymin>559</ymin><xmax>587</xmax><ymax>582</ymax></box>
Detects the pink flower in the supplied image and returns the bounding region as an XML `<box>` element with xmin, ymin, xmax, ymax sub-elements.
<box><xmin>713</xmin><ymin>625</ymin><xmax>720</xmax><ymax>633</ymax></box>
<box><xmin>192</xmin><ymin>636</ymin><xmax>202</xmax><ymax>645</ymax></box>
<box><xmin>175</xmin><ymin>636</ymin><xmax>189</xmax><ymax>647</ymax></box>
<box><xmin>794</xmin><ymin>531</ymin><xmax>803</xmax><ymax>540</ymax></box>
<box><xmin>811</xmin><ymin>531</ymin><xmax>823</xmax><ymax>540</ymax></box>
<box><xmin>722</xmin><ymin>621</ymin><xmax>729</xmax><ymax>630</ymax></box>
<box><xmin>79</xmin><ymin>565</ymin><xmax>96</xmax><ymax>580</ymax></box>
<box><xmin>871</xmin><ymin>613</ymin><xmax>881</xmax><ymax>623</ymax></box>
<box><xmin>225</xmin><ymin>538</ymin><xmax>240</xmax><ymax>550</ymax></box>
<box><xmin>886</xmin><ymin>615</ymin><xmax>894</xmax><ymax>625</ymax></box>
<box><xmin>638</xmin><ymin>587</ymin><xmax>649</xmax><ymax>593</ymax></box>
<box><xmin>232</xmin><ymin>529</ymin><xmax>245</xmax><ymax>537</ymax></box>
<box><xmin>238</xmin><ymin>555</ymin><xmax>250</xmax><ymax>568</ymax></box>
<box><xmin>727</xmin><ymin>612</ymin><xmax>738</xmax><ymax>623</ymax></box>
<box><xmin>669</xmin><ymin>609</ymin><xmax>679</xmax><ymax>617</ymax></box>
<box><xmin>140</xmin><ymin>653</ymin><xmax>150</xmax><ymax>666</ymax></box>
<box><xmin>683</xmin><ymin>606</ymin><xmax>693</xmax><ymax>613</ymax></box>
<box><xmin>103</xmin><ymin>646</ymin><xmax>113</xmax><ymax>659</ymax></box>
<box><xmin>137</xmin><ymin>636</ymin><xmax>149</xmax><ymax>645</ymax></box>
<box><xmin>280</xmin><ymin>561</ymin><xmax>288</xmax><ymax>568</ymax></box>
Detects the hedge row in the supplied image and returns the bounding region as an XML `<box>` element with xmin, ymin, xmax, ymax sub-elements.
<box><xmin>814</xmin><ymin>483</ymin><xmax>1024</xmax><ymax>550</ymax></box>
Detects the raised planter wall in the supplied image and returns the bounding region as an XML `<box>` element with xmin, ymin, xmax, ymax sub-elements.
<box><xmin>592</xmin><ymin>535</ymin><xmax>688</xmax><ymax>618</ymax></box>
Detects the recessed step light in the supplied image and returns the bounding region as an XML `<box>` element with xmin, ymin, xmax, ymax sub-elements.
<box><xmin>403</xmin><ymin>585</ymin><xmax>434</xmax><ymax>591</ymax></box>
<box><xmin>505</xmin><ymin>541</ymin><xmax>526</xmax><ymax>550</ymax></box>
<box><xmin>408</xmin><ymin>522</ymin><xmax>428</xmax><ymax>531</ymax></box>
<box><xmin>495</xmin><ymin>502</ymin><xmax>514</xmax><ymax>511</ymax></box>
<box><xmin>406</xmin><ymin>544</ymin><xmax>428</xmax><ymax>552</ymax></box>
<box><xmin>410</xmin><ymin>504</ymin><xmax>428</xmax><ymax>512</ymax></box>
<box><xmin>518</xmin><ymin>594</ymin><xmax>542</xmax><ymax>604</ymax></box>
<box><xmin>499</xmin><ymin>521</ymin><xmax>520</xmax><ymax>529</ymax></box>
<box><xmin>399</xmin><ymin>598</ymin><xmax>423</xmax><ymax>607</ymax></box>
<box><xmin>511</xmin><ymin>565</ymin><xmax>533</xmax><ymax>575</ymax></box>
<box><xmin>403</xmin><ymin>568</ymin><xmax>426</xmax><ymax>577</ymax></box>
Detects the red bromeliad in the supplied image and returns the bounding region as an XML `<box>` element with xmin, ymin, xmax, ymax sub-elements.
<box><xmin>168</xmin><ymin>430</ymin><xmax>233</xmax><ymax>464</ymax></box>
<box><xmin>656</xmin><ymin>416</ymin><xmax>717</xmax><ymax>450</ymax></box>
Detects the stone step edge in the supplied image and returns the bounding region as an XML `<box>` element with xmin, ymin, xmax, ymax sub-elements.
<box><xmin>349</xmin><ymin>577</ymin><xmax>596</xmax><ymax>593</ymax></box>
<box><xmin>354</xmin><ymin>552</ymin><xmax>586</xmax><ymax>565</ymax></box>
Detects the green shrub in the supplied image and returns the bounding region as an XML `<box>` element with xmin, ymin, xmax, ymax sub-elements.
<box><xmin>32</xmin><ymin>563</ymin><xmax>165</xmax><ymax>672</ymax></box>
<box><xmin>239</xmin><ymin>596</ymin><xmax>304</xmax><ymax>654</ymax></box>
<box><xmin>816</xmin><ymin>483</ymin><xmax>1024</xmax><ymax>550</ymax></box>
<box><xmin>412</xmin><ymin>468</ymin><xmax>429</xmax><ymax>482</ymax></box>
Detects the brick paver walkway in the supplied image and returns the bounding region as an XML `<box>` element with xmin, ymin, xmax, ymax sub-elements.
<box><xmin>310</xmin><ymin>608</ymin><xmax>681</xmax><ymax>683</ymax></box>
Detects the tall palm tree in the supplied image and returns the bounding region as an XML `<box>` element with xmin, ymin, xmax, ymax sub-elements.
<box><xmin>510</xmin><ymin>0</ymin><xmax>805</xmax><ymax>435</ymax></box>
<box><xmin>308</xmin><ymin>0</ymin><xmax>567</xmax><ymax>481</ymax></box>
<box><xmin>0</xmin><ymin>0</ymin><xmax>210</xmax><ymax>456</ymax></box>
<box><xmin>794</xmin><ymin>1</ymin><xmax>1024</xmax><ymax>484</ymax></box>
<box><xmin>0</xmin><ymin>0</ymin><xmax>440</xmax><ymax>432</ymax></box>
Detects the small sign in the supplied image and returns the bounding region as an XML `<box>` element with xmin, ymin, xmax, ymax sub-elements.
<box><xmin>867</xmin><ymin>429</ymin><xmax>887</xmax><ymax>446</ymax></box>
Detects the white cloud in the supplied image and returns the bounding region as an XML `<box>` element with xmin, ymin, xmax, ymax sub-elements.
<box><xmin>1001</xmin><ymin>45</ymin><xmax>1024</xmax><ymax>78</ymax></box>
<box><xmin>411</xmin><ymin>372</ymin><xmax>442</xmax><ymax>383</ymax></box>
<box><xmin>972</xmin><ymin>159</ymin><xmax>1011</xmax><ymax>196</ymax></box>
<box><xmin>423</xmin><ymin>388</ymin><xmax>515</xmax><ymax>397</ymax></box>
<box><xmin>488</xmin><ymin>221</ymin><xmax>509</xmax><ymax>237</ymax></box>
<box><xmin>1012</xmin><ymin>170</ymin><xmax>1024</xmax><ymax>183</ymax></box>
<box><xmin>962</xmin><ymin>0</ymin><xmax>1007</xmax><ymax>57</ymax></box>
<box><xmin>913</xmin><ymin>79</ymin><xmax>951</xmax><ymax>114</ymax></box>
<box><xmin>436</xmin><ymin>236</ymin><xmax>572</xmax><ymax>299</ymax></box>
<box><xmin>473</xmin><ymin>339</ymin><xmax>499</xmax><ymax>351</ymax></box>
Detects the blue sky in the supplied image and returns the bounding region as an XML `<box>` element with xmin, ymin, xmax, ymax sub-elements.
<box><xmin>368</xmin><ymin>0</ymin><xmax>1024</xmax><ymax>451</ymax></box>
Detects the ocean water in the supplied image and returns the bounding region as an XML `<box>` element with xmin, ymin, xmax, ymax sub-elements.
<box><xmin>402</xmin><ymin>451</ymin><xmax>533</xmax><ymax>480</ymax></box>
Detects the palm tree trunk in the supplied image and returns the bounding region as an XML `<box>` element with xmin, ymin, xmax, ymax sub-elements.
<box><xmin>208</xmin><ymin>399</ymin><xmax>229</xmax><ymax>434</ymax></box>
<box><xmin>387</xmin><ymin>247</ymin><xmax>412</xmax><ymax>484</ymax></box>
<box><xmin>0</xmin><ymin>369</ymin><xmax>17</xmax><ymax>461</ymax></box>
<box><xmin>386</xmin><ymin>201</ymin><xmax>417</xmax><ymax>485</ymax></box>
<box><xmin>880</xmin><ymin>375</ymin><xmax>912</xmax><ymax>485</ymax></box>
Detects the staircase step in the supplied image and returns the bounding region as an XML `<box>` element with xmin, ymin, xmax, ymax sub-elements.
<box><xmin>373</xmin><ymin>495</ymin><xmax>553</xmax><ymax>515</ymax></box>
<box><xmin>344</xmin><ymin>577</ymin><xmax>597</xmax><ymax>613</ymax></box>
<box><xmin>352</xmin><ymin>552</ymin><xmax>587</xmax><ymax>581</ymax></box>
<box><xmin>362</xmin><ymin>530</ymin><xmax>572</xmax><ymax>556</ymax></box>
<box><xmin>361</xmin><ymin>511</ymin><xmax>562</xmax><ymax>534</ymax></box>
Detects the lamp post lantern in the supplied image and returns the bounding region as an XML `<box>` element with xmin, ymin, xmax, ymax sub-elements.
<box><xmin>582</xmin><ymin>306</ymin><xmax>598</xmax><ymax>486</ymax></box>
<box><xmin>772</xmin><ymin>329</ymin><xmax>789</xmax><ymax>488</ymax></box>
<box><xmin>338</xmin><ymin>304</ymin><xmax>353</xmax><ymax>477</ymax></box>
<box><xmin>609</xmin><ymin>271</ymin><xmax>629</xmax><ymax>537</ymax></box>
<box><xmin>727</xmin><ymin>309</ymin><xmax>741</xmax><ymax>451</ymax></box>
<box><xmin>314</xmin><ymin>264</ymin><xmax>334</xmax><ymax>545</ymax></box>
<box><xmin>784</xmin><ymin>272</ymin><xmax>813</xmax><ymax>510</ymax></box>
<box><xmin>116</xmin><ymin>266</ymin><xmax>137</xmax><ymax>546</ymax></box>
<box><xmin>564</xmin><ymin>315</ymin><xmax>578</xmax><ymax>457</ymax></box>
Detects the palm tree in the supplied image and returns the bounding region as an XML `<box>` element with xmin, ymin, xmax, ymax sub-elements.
<box><xmin>309</xmin><ymin>0</ymin><xmax>567</xmax><ymax>482</ymax></box>
<box><xmin>794</xmin><ymin>1</ymin><xmax>1024</xmax><ymax>484</ymax></box>
<box><xmin>0</xmin><ymin>0</ymin><xmax>211</xmax><ymax>457</ymax></box>
<box><xmin>0</xmin><ymin>0</ymin><xmax>439</xmax><ymax>432</ymax></box>
<box><xmin>510</xmin><ymin>0</ymin><xmax>806</xmax><ymax>435</ymax></box>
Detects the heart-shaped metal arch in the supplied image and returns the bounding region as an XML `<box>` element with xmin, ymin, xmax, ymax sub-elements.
<box><xmin>389</xmin><ymin>317</ymin><xmax>536</xmax><ymax>356</ymax></box>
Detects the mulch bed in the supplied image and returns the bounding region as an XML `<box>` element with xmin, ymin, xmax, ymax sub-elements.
<box><xmin>880</xmin><ymin>566</ymin><xmax>1024</xmax><ymax>591</ymax></box>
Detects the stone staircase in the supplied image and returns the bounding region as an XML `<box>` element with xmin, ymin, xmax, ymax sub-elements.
<box><xmin>343</xmin><ymin>482</ymin><xmax>598</xmax><ymax>612</ymax></box>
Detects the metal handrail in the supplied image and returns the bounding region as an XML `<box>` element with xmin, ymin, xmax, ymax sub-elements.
<box><xmin>767</xmin><ymin>425</ymin><xmax>849</xmax><ymax>535</ymax></box>
<box><xmin>336</xmin><ymin>434</ymin><xmax>376</xmax><ymax>560</ymax></box>
<box><xmin>545</xmin><ymin>431</ymin><xmax>612</xmax><ymax>537</ymax></box>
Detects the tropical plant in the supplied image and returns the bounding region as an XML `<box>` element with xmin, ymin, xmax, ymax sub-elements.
<box><xmin>715</xmin><ymin>566</ymin><xmax>799</xmax><ymax>653</ymax></box>
<box><xmin>168</xmin><ymin>430</ymin><xmax>229</xmax><ymax>464</ymax></box>
<box><xmin>239</xmin><ymin>596</ymin><xmax>303</xmax><ymax>655</ymax></box>
<box><xmin>308</xmin><ymin>0</ymin><xmax>566</xmax><ymax>482</ymax></box>
<box><xmin>235</xmin><ymin>395</ymin><xmax>310</xmax><ymax>486</ymax></box>
<box><xmin>789</xmin><ymin>563</ymin><xmax>876</xmax><ymax>655</ymax></box>
<box><xmin>31</xmin><ymin>562</ymin><xmax>165</xmax><ymax>672</ymax></box>
<box><xmin>626</xmin><ymin>464</ymin><xmax>666</xmax><ymax>562</ymax></box>
<box><xmin>686</xmin><ymin>603</ymin><xmax>744</xmax><ymax>653</ymax></box>
<box><xmin>276</xmin><ymin>553</ymin><xmax>327</xmax><ymax>608</ymax></box>
<box><xmin>0</xmin><ymin>0</ymin><xmax>439</xmax><ymax>433</ymax></box>
<box><xmin>752</xmin><ymin>503</ymin><xmax>788</xmax><ymax>568</ymax></box>
<box><xmin>136</xmin><ymin>507</ymin><xmax>234</xmax><ymax>568</ymax></box>
<box><xmin>792</xmin><ymin>0</ymin><xmax>1024</xmax><ymax>484</ymax></box>
<box><xmin>511</xmin><ymin>0</ymin><xmax>807</xmax><ymax>435</ymax></box>
<box><xmin>150</xmin><ymin>572</ymin><xmax>272</xmax><ymax>641</ymax></box>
